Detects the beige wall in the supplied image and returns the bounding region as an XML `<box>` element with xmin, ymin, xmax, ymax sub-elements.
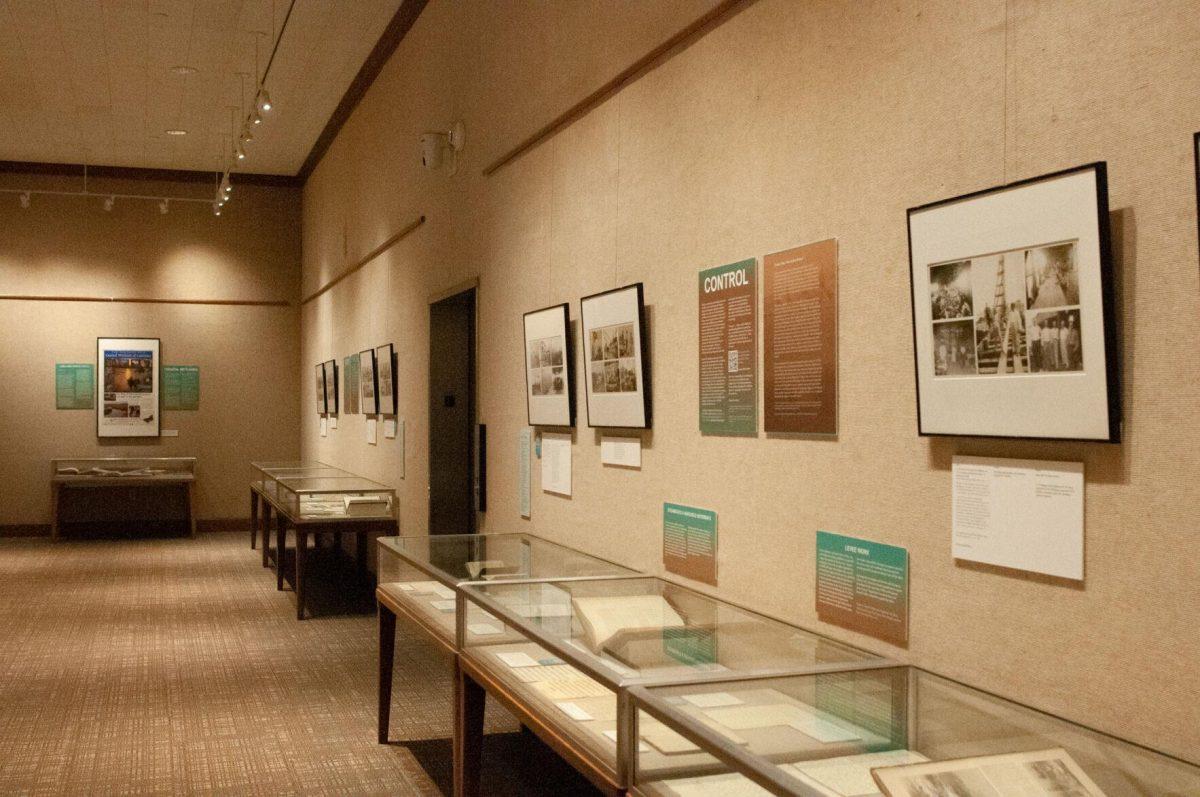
<box><xmin>0</xmin><ymin>173</ymin><xmax>302</xmax><ymax>525</ymax></box>
<box><xmin>300</xmin><ymin>0</ymin><xmax>1200</xmax><ymax>760</ymax></box>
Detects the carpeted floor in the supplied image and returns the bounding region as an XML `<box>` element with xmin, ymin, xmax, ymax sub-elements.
<box><xmin>0</xmin><ymin>532</ymin><xmax>601</xmax><ymax>795</ymax></box>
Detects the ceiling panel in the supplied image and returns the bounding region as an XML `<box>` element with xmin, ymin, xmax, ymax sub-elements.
<box><xmin>0</xmin><ymin>0</ymin><xmax>402</xmax><ymax>175</ymax></box>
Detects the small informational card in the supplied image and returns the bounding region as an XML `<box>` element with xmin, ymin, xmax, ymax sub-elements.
<box><xmin>467</xmin><ymin>623</ymin><xmax>502</xmax><ymax>636</ymax></box>
<box><xmin>663</xmin><ymin>503</ymin><xmax>717</xmax><ymax>586</ymax></box>
<box><xmin>681</xmin><ymin>692</ymin><xmax>743</xmax><ymax>709</ymax></box>
<box><xmin>383</xmin><ymin>418</ymin><xmax>397</xmax><ymax>439</ymax></box>
<box><xmin>366</xmin><ymin>417</ymin><xmax>378</xmax><ymax>445</ymax></box>
<box><xmin>497</xmin><ymin>651</ymin><xmax>540</xmax><ymax>668</ymax></box>
<box><xmin>600</xmin><ymin>435</ymin><xmax>641</xmax><ymax>468</ymax></box>
<box><xmin>541</xmin><ymin>432</ymin><xmax>572</xmax><ymax>496</ymax></box>
<box><xmin>554</xmin><ymin>702</ymin><xmax>593</xmax><ymax>722</ymax></box>
<box><xmin>952</xmin><ymin>456</ymin><xmax>1084</xmax><ymax>580</ymax></box>
<box><xmin>816</xmin><ymin>531</ymin><xmax>908</xmax><ymax>647</ymax></box>
<box><xmin>329</xmin><ymin>415</ymin><xmax>338</xmax><ymax>430</ymax></box>
<box><xmin>319</xmin><ymin>417</ymin><xmax>328</xmax><ymax>437</ymax></box>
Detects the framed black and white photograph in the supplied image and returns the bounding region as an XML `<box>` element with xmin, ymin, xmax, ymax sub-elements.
<box><xmin>323</xmin><ymin>360</ymin><xmax>338</xmax><ymax>415</ymax></box>
<box><xmin>580</xmin><ymin>283</ymin><xmax>650</xmax><ymax>429</ymax></box>
<box><xmin>359</xmin><ymin>348</ymin><xmax>378</xmax><ymax>415</ymax></box>
<box><xmin>315</xmin><ymin>363</ymin><xmax>327</xmax><ymax>415</ymax></box>
<box><xmin>908</xmin><ymin>163</ymin><xmax>1119</xmax><ymax>442</ymax></box>
<box><xmin>375</xmin><ymin>344</ymin><xmax>395</xmax><ymax>416</ymax></box>
<box><xmin>97</xmin><ymin>337</ymin><xmax>160</xmax><ymax>438</ymax></box>
<box><xmin>523</xmin><ymin>303</ymin><xmax>575</xmax><ymax>427</ymax></box>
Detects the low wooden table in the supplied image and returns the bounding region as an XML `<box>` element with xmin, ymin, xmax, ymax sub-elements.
<box><xmin>51</xmin><ymin>457</ymin><xmax>197</xmax><ymax>539</ymax></box>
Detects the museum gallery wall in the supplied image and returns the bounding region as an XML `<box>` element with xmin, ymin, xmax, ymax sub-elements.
<box><xmin>299</xmin><ymin>0</ymin><xmax>1200</xmax><ymax>762</ymax></box>
<box><xmin>0</xmin><ymin>174</ymin><xmax>302</xmax><ymax>524</ymax></box>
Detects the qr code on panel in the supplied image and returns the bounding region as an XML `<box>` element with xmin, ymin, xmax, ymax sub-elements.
<box><xmin>727</xmin><ymin>350</ymin><xmax>738</xmax><ymax>373</ymax></box>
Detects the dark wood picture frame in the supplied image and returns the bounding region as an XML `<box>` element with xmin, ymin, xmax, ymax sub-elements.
<box><xmin>907</xmin><ymin>162</ymin><xmax>1120</xmax><ymax>443</ymax></box>
<box><xmin>323</xmin><ymin>359</ymin><xmax>338</xmax><ymax>415</ymax></box>
<box><xmin>580</xmin><ymin>282</ymin><xmax>652</xmax><ymax>430</ymax></box>
<box><xmin>522</xmin><ymin>302</ymin><xmax>576</xmax><ymax>427</ymax></box>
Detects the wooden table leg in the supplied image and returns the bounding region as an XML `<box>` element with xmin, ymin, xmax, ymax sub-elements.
<box><xmin>262</xmin><ymin>504</ymin><xmax>273</xmax><ymax>568</ymax></box>
<box><xmin>250</xmin><ymin>489</ymin><xmax>259</xmax><ymax>549</ymax></box>
<box><xmin>454</xmin><ymin>658</ymin><xmax>486</xmax><ymax>797</ymax></box>
<box><xmin>50</xmin><ymin>483</ymin><xmax>60</xmax><ymax>541</ymax></box>
<box><xmin>378</xmin><ymin>603</ymin><xmax>396</xmax><ymax>744</ymax></box>
<box><xmin>187</xmin><ymin>482</ymin><xmax>196</xmax><ymax>537</ymax></box>
<box><xmin>356</xmin><ymin>531</ymin><xmax>368</xmax><ymax>578</ymax></box>
<box><xmin>295</xmin><ymin>526</ymin><xmax>308</xmax><ymax>620</ymax></box>
<box><xmin>276</xmin><ymin>514</ymin><xmax>286</xmax><ymax>591</ymax></box>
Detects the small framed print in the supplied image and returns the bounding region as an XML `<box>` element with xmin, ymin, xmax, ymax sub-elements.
<box><xmin>908</xmin><ymin>163</ymin><xmax>1120</xmax><ymax>442</ymax></box>
<box><xmin>580</xmin><ymin>283</ymin><xmax>651</xmax><ymax>429</ymax></box>
<box><xmin>523</xmin><ymin>303</ymin><xmax>575</xmax><ymax>427</ymax></box>
<box><xmin>375</xmin><ymin>344</ymin><xmax>396</xmax><ymax>416</ymax></box>
<box><xmin>315</xmin><ymin>363</ymin><xmax>327</xmax><ymax>415</ymax></box>
<box><xmin>359</xmin><ymin>348</ymin><xmax>378</xmax><ymax>415</ymax></box>
<box><xmin>97</xmin><ymin>337</ymin><xmax>160</xmax><ymax>437</ymax></box>
<box><xmin>323</xmin><ymin>359</ymin><xmax>338</xmax><ymax>415</ymax></box>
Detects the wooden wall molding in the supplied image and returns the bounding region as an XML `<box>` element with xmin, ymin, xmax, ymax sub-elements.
<box><xmin>296</xmin><ymin>0</ymin><xmax>429</xmax><ymax>182</ymax></box>
<box><xmin>0</xmin><ymin>295</ymin><xmax>291</xmax><ymax>308</ymax></box>
<box><xmin>0</xmin><ymin>160</ymin><xmax>301</xmax><ymax>188</ymax></box>
<box><xmin>301</xmin><ymin>215</ymin><xmax>426</xmax><ymax>305</ymax></box>
<box><xmin>482</xmin><ymin>0</ymin><xmax>754</xmax><ymax>177</ymax></box>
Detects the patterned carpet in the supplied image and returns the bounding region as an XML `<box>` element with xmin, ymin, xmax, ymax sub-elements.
<box><xmin>0</xmin><ymin>532</ymin><xmax>600</xmax><ymax>795</ymax></box>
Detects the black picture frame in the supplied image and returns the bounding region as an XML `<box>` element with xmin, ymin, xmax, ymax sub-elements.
<box><xmin>323</xmin><ymin>359</ymin><xmax>338</xmax><ymax>415</ymax></box>
<box><xmin>907</xmin><ymin>162</ymin><xmax>1120</xmax><ymax>443</ymax></box>
<box><xmin>580</xmin><ymin>282</ymin><xmax>652</xmax><ymax>430</ymax></box>
<box><xmin>359</xmin><ymin>348</ymin><xmax>379</xmax><ymax>416</ymax></box>
<box><xmin>1194</xmin><ymin>132</ymin><xmax>1199</xmax><ymax>270</ymax></box>
<box><xmin>375</xmin><ymin>344</ymin><xmax>396</xmax><ymax>416</ymax></box>
<box><xmin>96</xmin><ymin>336</ymin><xmax>161</xmax><ymax>438</ymax></box>
<box><xmin>522</xmin><ymin>302</ymin><xmax>576</xmax><ymax>427</ymax></box>
<box><xmin>315</xmin><ymin>363</ymin><xmax>327</xmax><ymax>415</ymax></box>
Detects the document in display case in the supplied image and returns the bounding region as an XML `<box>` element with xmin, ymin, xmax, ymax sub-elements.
<box><xmin>627</xmin><ymin>667</ymin><xmax>1200</xmax><ymax>796</ymax></box>
<box><xmin>456</xmin><ymin>575</ymin><xmax>885</xmax><ymax>787</ymax></box>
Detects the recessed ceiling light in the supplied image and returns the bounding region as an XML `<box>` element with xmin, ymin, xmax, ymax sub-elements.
<box><xmin>165</xmin><ymin>129</ymin><xmax>187</xmax><ymax>136</ymax></box>
<box><xmin>170</xmin><ymin>65</ymin><xmax>197</xmax><ymax>75</ymax></box>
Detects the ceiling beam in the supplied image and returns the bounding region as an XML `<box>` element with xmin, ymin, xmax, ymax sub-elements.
<box><xmin>296</xmin><ymin>0</ymin><xmax>428</xmax><ymax>183</ymax></box>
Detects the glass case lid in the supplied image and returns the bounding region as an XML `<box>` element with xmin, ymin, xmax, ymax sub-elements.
<box><xmin>631</xmin><ymin>666</ymin><xmax>1200</xmax><ymax>797</ymax></box>
<box><xmin>460</xmin><ymin>576</ymin><xmax>883</xmax><ymax>688</ymax></box>
<box><xmin>261</xmin><ymin>466</ymin><xmax>352</xmax><ymax>480</ymax></box>
<box><xmin>272</xmin><ymin>475</ymin><xmax>392</xmax><ymax>494</ymax></box>
<box><xmin>251</xmin><ymin>459</ymin><xmax>327</xmax><ymax>472</ymax></box>
<box><xmin>377</xmin><ymin>533</ymin><xmax>638</xmax><ymax>585</ymax></box>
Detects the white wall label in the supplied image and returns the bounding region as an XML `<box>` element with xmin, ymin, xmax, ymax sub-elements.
<box><xmin>320</xmin><ymin>417</ymin><xmax>328</xmax><ymax>437</ymax></box>
<box><xmin>952</xmin><ymin>455</ymin><xmax>1084</xmax><ymax>580</ymax></box>
<box><xmin>600</xmin><ymin>435</ymin><xmax>641</xmax><ymax>468</ymax></box>
<box><xmin>366</xmin><ymin>417</ymin><xmax>378</xmax><ymax>445</ymax></box>
<box><xmin>541</xmin><ymin>432</ymin><xmax>572</xmax><ymax>496</ymax></box>
<box><xmin>519</xmin><ymin>428</ymin><xmax>532</xmax><ymax>518</ymax></box>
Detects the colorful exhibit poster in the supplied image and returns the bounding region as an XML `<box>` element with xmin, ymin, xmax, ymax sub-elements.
<box><xmin>764</xmin><ymin>239</ymin><xmax>838</xmax><ymax>434</ymax></box>
<box><xmin>815</xmin><ymin>531</ymin><xmax>908</xmax><ymax>647</ymax></box>
<box><xmin>55</xmin><ymin>363</ymin><xmax>94</xmax><ymax>409</ymax></box>
<box><xmin>698</xmin><ymin>258</ymin><xmax>757</xmax><ymax>435</ymax></box>
<box><xmin>344</xmin><ymin>354</ymin><xmax>361</xmax><ymax>415</ymax></box>
<box><xmin>97</xmin><ymin>337</ymin><xmax>160</xmax><ymax>438</ymax></box>
<box><xmin>663</xmin><ymin>503</ymin><xmax>717</xmax><ymax>586</ymax></box>
<box><xmin>161</xmin><ymin>365</ymin><xmax>199</xmax><ymax>410</ymax></box>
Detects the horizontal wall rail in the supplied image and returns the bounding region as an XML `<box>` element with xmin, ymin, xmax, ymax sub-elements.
<box><xmin>301</xmin><ymin>214</ymin><xmax>426</xmax><ymax>305</ymax></box>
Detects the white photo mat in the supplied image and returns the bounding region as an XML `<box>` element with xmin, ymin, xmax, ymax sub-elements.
<box><xmin>97</xmin><ymin>337</ymin><xmax>160</xmax><ymax>438</ymax></box>
<box><xmin>908</xmin><ymin>164</ymin><xmax>1118</xmax><ymax>441</ymax></box>
<box><xmin>523</xmin><ymin>303</ymin><xmax>574</xmax><ymax>427</ymax></box>
<box><xmin>375</xmin><ymin>344</ymin><xmax>395</xmax><ymax>415</ymax></box>
<box><xmin>581</xmin><ymin>283</ymin><xmax>650</xmax><ymax>429</ymax></box>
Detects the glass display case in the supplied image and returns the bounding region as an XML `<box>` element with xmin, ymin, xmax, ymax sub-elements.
<box><xmin>53</xmin><ymin>456</ymin><xmax>197</xmax><ymax>480</ymax></box>
<box><xmin>265</xmin><ymin>473</ymin><xmax>395</xmax><ymax>522</ymax></box>
<box><xmin>627</xmin><ymin>666</ymin><xmax>1200</xmax><ymax>796</ymax></box>
<box><xmin>375</xmin><ymin>533</ymin><xmax>639</xmax><ymax>647</ymax></box>
<box><xmin>456</xmin><ymin>576</ymin><xmax>887</xmax><ymax>786</ymax></box>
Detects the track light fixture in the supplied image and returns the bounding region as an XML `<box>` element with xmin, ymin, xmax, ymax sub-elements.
<box><xmin>251</xmin><ymin>109</ymin><xmax>262</xmax><ymax>126</ymax></box>
<box><xmin>236</xmin><ymin>144</ymin><xmax>246</xmax><ymax>161</ymax></box>
<box><xmin>212</xmin><ymin>201</ymin><xmax>222</xmax><ymax>216</ymax></box>
<box><xmin>257</xmin><ymin>89</ymin><xmax>272</xmax><ymax>113</ymax></box>
<box><xmin>19</xmin><ymin>191</ymin><xmax>30</xmax><ymax>208</ymax></box>
<box><xmin>159</xmin><ymin>199</ymin><xmax>169</xmax><ymax>214</ymax></box>
<box><xmin>104</xmin><ymin>196</ymin><xmax>115</xmax><ymax>211</ymax></box>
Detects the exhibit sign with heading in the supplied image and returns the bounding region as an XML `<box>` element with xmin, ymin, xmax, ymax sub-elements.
<box><xmin>764</xmin><ymin>239</ymin><xmax>838</xmax><ymax>434</ymax></box>
<box><xmin>56</xmin><ymin>363</ymin><xmax>94</xmax><ymax>409</ymax></box>
<box><xmin>162</xmin><ymin>365</ymin><xmax>199</xmax><ymax>410</ymax></box>
<box><xmin>663</xmin><ymin>502</ymin><xmax>717</xmax><ymax>586</ymax></box>
<box><xmin>816</xmin><ymin>531</ymin><xmax>908</xmax><ymax>647</ymax></box>
<box><xmin>698</xmin><ymin>258</ymin><xmax>758</xmax><ymax>435</ymax></box>
<box><xmin>97</xmin><ymin>337</ymin><xmax>160</xmax><ymax>437</ymax></box>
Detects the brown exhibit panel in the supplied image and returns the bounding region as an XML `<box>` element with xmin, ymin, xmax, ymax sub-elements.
<box><xmin>763</xmin><ymin>240</ymin><xmax>838</xmax><ymax>435</ymax></box>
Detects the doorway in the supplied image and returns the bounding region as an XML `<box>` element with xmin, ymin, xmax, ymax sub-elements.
<box><xmin>428</xmin><ymin>286</ymin><xmax>476</xmax><ymax>536</ymax></box>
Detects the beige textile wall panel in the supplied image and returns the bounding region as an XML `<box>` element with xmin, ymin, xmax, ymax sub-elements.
<box><xmin>300</xmin><ymin>0</ymin><xmax>1200</xmax><ymax>760</ymax></box>
<box><xmin>0</xmin><ymin>176</ymin><xmax>302</xmax><ymax>524</ymax></box>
